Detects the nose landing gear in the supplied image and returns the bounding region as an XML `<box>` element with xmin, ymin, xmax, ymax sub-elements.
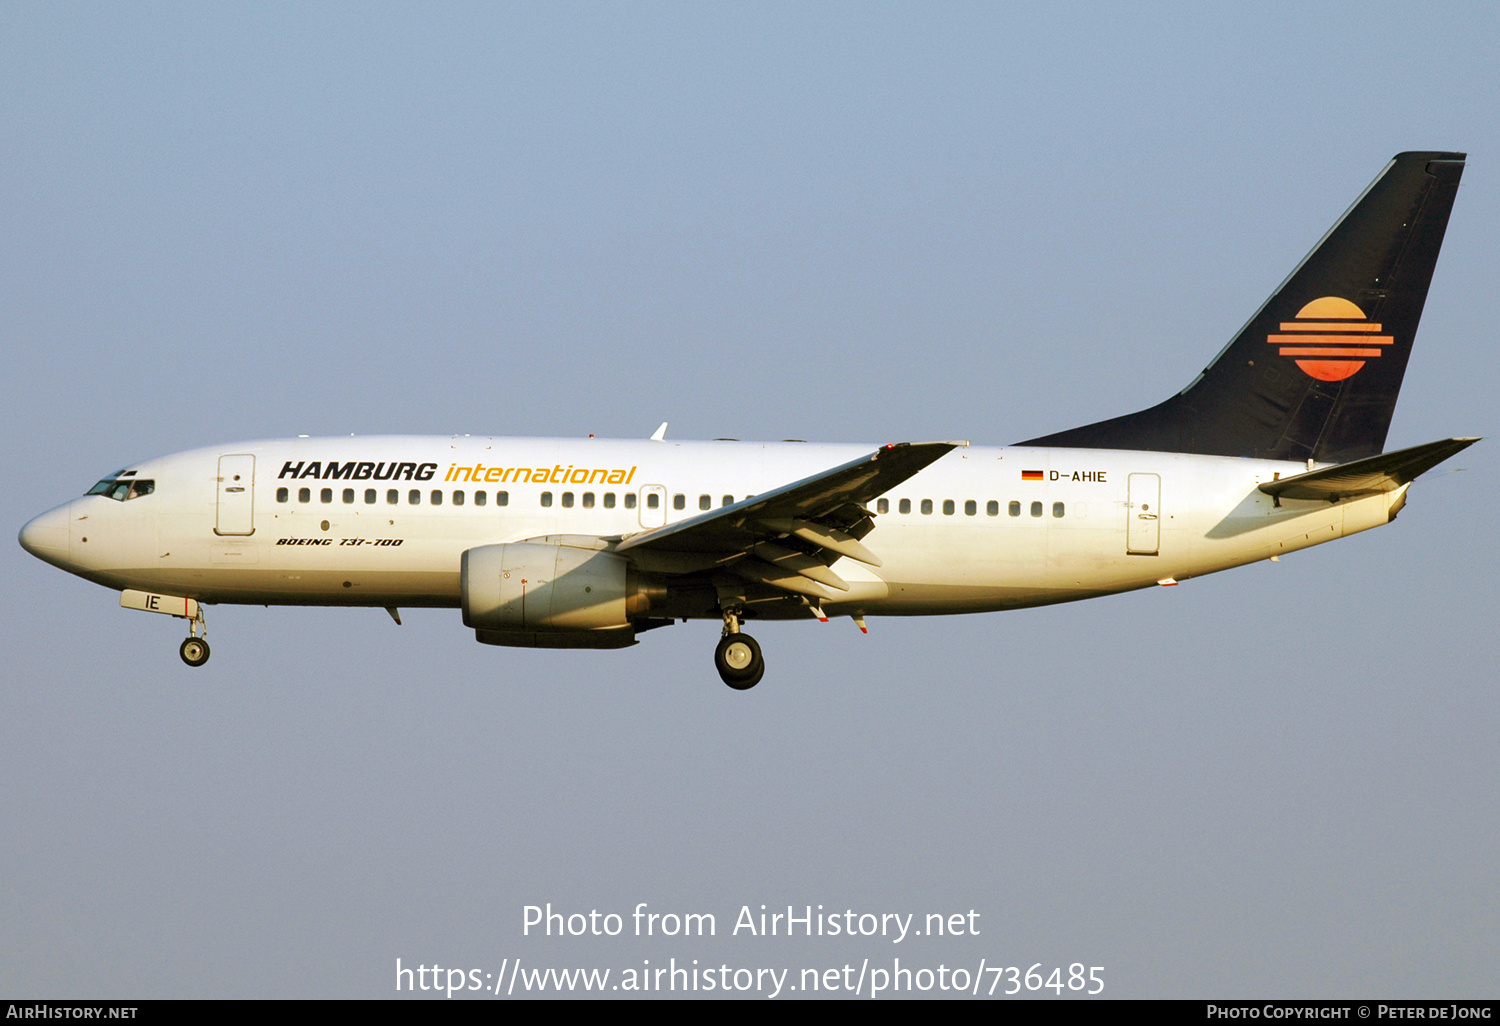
<box><xmin>179</xmin><ymin>608</ymin><xmax>210</xmax><ymax>667</ymax></box>
<box><xmin>715</xmin><ymin>609</ymin><xmax>764</xmax><ymax>690</ymax></box>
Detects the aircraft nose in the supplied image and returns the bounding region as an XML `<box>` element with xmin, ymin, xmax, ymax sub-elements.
<box><xmin>19</xmin><ymin>503</ymin><xmax>71</xmax><ymax>565</ymax></box>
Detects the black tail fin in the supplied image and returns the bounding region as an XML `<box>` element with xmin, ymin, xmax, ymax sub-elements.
<box><xmin>1020</xmin><ymin>152</ymin><xmax>1465</xmax><ymax>463</ymax></box>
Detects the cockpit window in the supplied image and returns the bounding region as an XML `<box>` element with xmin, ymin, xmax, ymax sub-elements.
<box><xmin>86</xmin><ymin>478</ymin><xmax>155</xmax><ymax>502</ymax></box>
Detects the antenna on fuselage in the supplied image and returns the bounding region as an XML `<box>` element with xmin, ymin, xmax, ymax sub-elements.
<box><xmin>650</xmin><ymin>422</ymin><xmax>668</xmax><ymax>441</ymax></box>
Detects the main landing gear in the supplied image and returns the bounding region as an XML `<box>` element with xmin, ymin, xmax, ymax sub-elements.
<box><xmin>179</xmin><ymin>609</ymin><xmax>210</xmax><ymax>667</ymax></box>
<box><xmin>715</xmin><ymin>609</ymin><xmax>764</xmax><ymax>690</ymax></box>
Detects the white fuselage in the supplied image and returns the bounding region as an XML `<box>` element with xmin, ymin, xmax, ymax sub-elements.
<box><xmin>22</xmin><ymin>435</ymin><xmax>1403</xmax><ymax>620</ymax></box>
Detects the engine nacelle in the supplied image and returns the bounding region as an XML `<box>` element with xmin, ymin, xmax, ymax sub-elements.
<box><xmin>462</xmin><ymin>542</ymin><xmax>636</xmax><ymax>634</ymax></box>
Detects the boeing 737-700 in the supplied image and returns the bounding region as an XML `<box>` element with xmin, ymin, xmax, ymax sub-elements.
<box><xmin>19</xmin><ymin>151</ymin><xmax>1477</xmax><ymax>688</ymax></box>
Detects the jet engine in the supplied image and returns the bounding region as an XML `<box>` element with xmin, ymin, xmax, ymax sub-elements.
<box><xmin>461</xmin><ymin>542</ymin><xmax>656</xmax><ymax>648</ymax></box>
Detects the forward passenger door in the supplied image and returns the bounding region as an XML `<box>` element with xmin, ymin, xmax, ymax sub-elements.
<box><xmin>216</xmin><ymin>454</ymin><xmax>256</xmax><ymax>536</ymax></box>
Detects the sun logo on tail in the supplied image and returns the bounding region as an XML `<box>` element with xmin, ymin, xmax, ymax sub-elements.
<box><xmin>1267</xmin><ymin>296</ymin><xmax>1393</xmax><ymax>382</ymax></box>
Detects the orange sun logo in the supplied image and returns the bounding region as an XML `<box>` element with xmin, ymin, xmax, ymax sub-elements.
<box><xmin>1267</xmin><ymin>297</ymin><xmax>1393</xmax><ymax>382</ymax></box>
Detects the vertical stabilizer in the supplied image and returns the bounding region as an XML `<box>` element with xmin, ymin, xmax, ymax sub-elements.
<box><xmin>1020</xmin><ymin>152</ymin><xmax>1465</xmax><ymax>462</ymax></box>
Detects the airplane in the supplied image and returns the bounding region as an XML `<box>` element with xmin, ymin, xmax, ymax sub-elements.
<box><xmin>18</xmin><ymin>151</ymin><xmax>1477</xmax><ymax>690</ymax></box>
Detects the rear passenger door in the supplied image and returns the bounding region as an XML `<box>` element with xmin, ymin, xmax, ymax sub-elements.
<box><xmin>1126</xmin><ymin>473</ymin><xmax>1159</xmax><ymax>555</ymax></box>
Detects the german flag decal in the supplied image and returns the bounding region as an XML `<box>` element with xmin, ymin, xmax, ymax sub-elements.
<box><xmin>1268</xmin><ymin>296</ymin><xmax>1393</xmax><ymax>382</ymax></box>
<box><xmin>1022</xmin><ymin>470</ymin><xmax>1044</xmax><ymax>481</ymax></box>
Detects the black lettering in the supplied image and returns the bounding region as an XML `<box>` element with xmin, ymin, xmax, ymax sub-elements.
<box><xmin>415</xmin><ymin>463</ymin><xmax>437</xmax><ymax>481</ymax></box>
<box><xmin>298</xmin><ymin>462</ymin><xmax>323</xmax><ymax>479</ymax></box>
<box><xmin>373</xmin><ymin>462</ymin><xmax>395</xmax><ymax>480</ymax></box>
<box><xmin>325</xmin><ymin>462</ymin><xmax>356</xmax><ymax>479</ymax></box>
<box><xmin>279</xmin><ymin>461</ymin><xmax>304</xmax><ymax>479</ymax></box>
<box><xmin>355</xmin><ymin>462</ymin><xmax>374</xmax><ymax>480</ymax></box>
<box><xmin>395</xmin><ymin>463</ymin><xmax>416</xmax><ymax>481</ymax></box>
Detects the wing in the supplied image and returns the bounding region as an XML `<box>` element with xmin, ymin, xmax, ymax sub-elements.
<box><xmin>613</xmin><ymin>441</ymin><xmax>964</xmax><ymax>602</ymax></box>
<box><xmin>1258</xmin><ymin>437</ymin><xmax>1478</xmax><ymax>503</ymax></box>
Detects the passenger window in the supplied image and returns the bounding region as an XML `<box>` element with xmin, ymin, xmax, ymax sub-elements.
<box><xmin>387</xmin><ymin>489</ymin><xmax>399</xmax><ymax>504</ymax></box>
<box><xmin>921</xmin><ymin>499</ymin><xmax>933</xmax><ymax>515</ymax></box>
<box><xmin>1009</xmin><ymin>501</ymin><xmax>1021</xmax><ymax>517</ymax></box>
<box><xmin>965</xmin><ymin>499</ymin><xmax>976</xmax><ymax>516</ymax></box>
<box><xmin>582</xmin><ymin>492</ymin><xmax>595</xmax><ymax>508</ymax></box>
<box><xmin>277</xmin><ymin>487</ymin><xmax>289</xmax><ymax>503</ymax></box>
<box><xmin>987</xmin><ymin>500</ymin><xmax>999</xmax><ymax>516</ymax></box>
<box><xmin>626</xmin><ymin>493</ymin><xmax>638</xmax><ymax>509</ymax></box>
<box><xmin>699</xmin><ymin>495</ymin><xmax>711</xmax><ymax>510</ymax></box>
<box><xmin>363</xmin><ymin>489</ymin><xmax>375</xmax><ymax>504</ymax></box>
<box><xmin>673</xmin><ymin>494</ymin><xmax>685</xmax><ymax>510</ymax></box>
<box><xmin>722</xmin><ymin>495</ymin><xmax>733</xmax><ymax>507</ymax></box>
<box><xmin>496</xmin><ymin>491</ymin><xmax>508</xmax><ymax>506</ymax></box>
<box><xmin>300</xmin><ymin>488</ymin><xmax>311</xmax><ymax>504</ymax></box>
<box><xmin>321</xmin><ymin>488</ymin><xmax>333</xmax><ymax>504</ymax></box>
<box><xmin>1031</xmin><ymin>501</ymin><xmax>1043</xmax><ymax>517</ymax></box>
<box><xmin>561</xmin><ymin>492</ymin><xmax>574</xmax><ymax>508</ymax></box>
<box><xmin>645</xmin><ymin>493</ymin><xmax>658</xmax><ymax>509</ymax></box>
<box><xmin>1053</xmin><ymin>501</ymin><xmax>1065</xmax><ymax>518</ymax></box>
<box><xmin>540</xmin><ymin>492</ymin><xmax>552</xmax><ymax>507</ymax></box>
<box><xmin>430</xmin><ymin>490</ymin><xmax>442</xmax><ymax>505</ymax></box>
<box><xmin>943</xmin><ymin>499</ymin><xmax>955</xmax><ymax>515</ymax></box>
<box><xmin>343</xmin><ymin>488</ymin><xmax>355</xmax><ymax>504</ymax></box>
<box><xmin>603</xmin><ymin>493</ymin><xmax>616</xmax><ymax>508</ymax></box>
<box><xmin>877</xmin><ymin>498</ymin><xmax>889</xmax><ymax>514</ymax></box>
<box><xmin>899</xmin><ymin>498</ymin><xmax>911</xmax><ymax>514</ymax></box>
<box><xmin>453</xmin><ymin>490</ymin><xmax>465</xmax><ymax>506</ymax></box>
<box><xmin>409</xmin><ymin>489</ymin><xmax>421</xmax><ymax>504</ymax></box>
<box><xmin>475</xmin><ymin>491</ymin><xmax>487</xmax><ymax>507</ymax></box>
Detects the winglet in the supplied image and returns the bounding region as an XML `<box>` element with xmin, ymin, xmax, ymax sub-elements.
<box><xmin>650</xmin><ymin>422</ymin><xmax>668</xmax><ymax>442</ymax></box>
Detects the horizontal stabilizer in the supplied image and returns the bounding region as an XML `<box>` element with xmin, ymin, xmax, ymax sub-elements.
<box><xmin>1259</xmin><ymin>437</ymin><xmax>1478</xmax><ymax>501</ymax></box>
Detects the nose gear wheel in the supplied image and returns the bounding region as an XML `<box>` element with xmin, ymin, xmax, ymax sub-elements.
<box><xmin>179</xmin><ymin>637</ymin><xmax>210</xmax><ymax>667</ymax></box>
